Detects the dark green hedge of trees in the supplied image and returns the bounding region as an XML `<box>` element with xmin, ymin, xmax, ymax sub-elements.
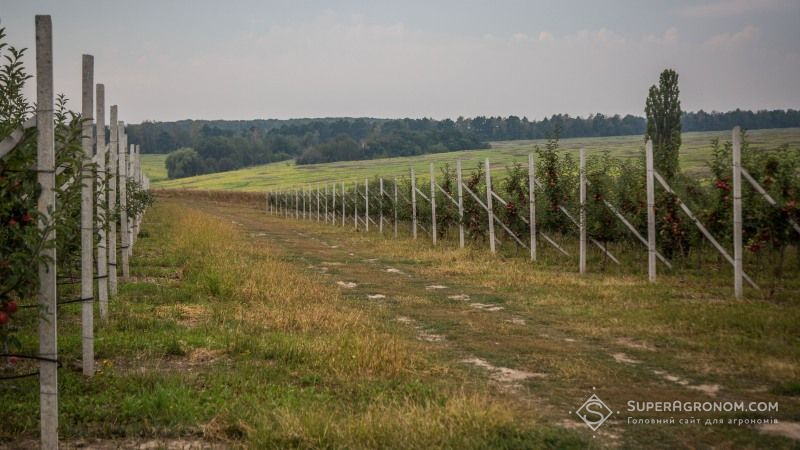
<box><xmin>163</xmin><ymin>118</ymin><xmax>488</xmax><ymax>178</ymax></box>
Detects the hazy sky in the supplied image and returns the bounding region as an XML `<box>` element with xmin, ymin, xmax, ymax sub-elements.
<box><xmin>2</xmin><ymin>0</ymin><xmax>799</xmax><ymax>123</ymax></box>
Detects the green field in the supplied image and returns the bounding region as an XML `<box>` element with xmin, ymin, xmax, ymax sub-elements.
<box><xmin>140</xmin><ymin>153</ymin><xmax>168</xmax><ymax>183</ymax></box>
<box><xmin>143</xmin><ymin>128</ymin><xmax>800</xmax><ymax>192</ymax></box>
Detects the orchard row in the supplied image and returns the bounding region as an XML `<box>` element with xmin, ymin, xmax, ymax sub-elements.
<box><xmin>266</xmin><ymin>130</ymin><xmax>799</xmax><ymax>297</ymax></box>
<box><xmin>0</xmin><ymin>17</ymin><xmax>152</xmax><ymax>448</ymax></box>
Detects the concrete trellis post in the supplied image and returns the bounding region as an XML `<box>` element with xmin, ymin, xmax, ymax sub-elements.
<box><xmin>485</xmin><ymin>158</ymin><xmax>496</xmax><ymax>254</ymax></box>
<box><xmin>35</xmin><ymin>16</ymin><xmax>58</xmax><ymax>448</ymax></box>
<box><xmin>393</xmin><ymin>177</ymin><xmax>398</xmax><ymax>238</ymax></box>
<box><xmin>108</xmin><ymin>106</ymin><xmax>118</xmax><ymax>295</ymax></box>
<box><xmin>528</xmin><ymin>153</ymin><xmax>537</xmax><ymax>261</ymax></box>
<box><xmin>456</xmin><ymin>160</ymin><xmax>465</xmax><ymax>249</ymax></box>
<box><xmin>430</xmin><ymin>163</ymin><xmax>437</xmax><ymax>245</ymax></box>
<box><xmin>80</xmin><ymin>54</ymin><xmax>95</xmax><ymax>377</ymax></box>
<box><xmin>131</xmin><ymin>144</ymin><xmax>138</xmax><ymax>250</ymax></box>
<box><xmin>324</xmin><ymin>184</ymin><xmax>328</xmax><ymax>223</ymax></box>
<box><xmin>732</xmin><ymin>126</ymin><xmax>743</xmax><ymax>298</ymax></box>
<box><xmin>119</xmin><ymin>122</ymin><xmax>129</xmax><ymax>280</ymax></box>
<box><xmin>295</xmin><ymin>189</ymin><xmax>298</xmax><ymax>219</ymax></box>
<box><xmin>128</xmin><ymin>144</ymin><xmax>136</xmax><ymax>249</ymax></box>
<box><xmin>365</xmin><ymin>178</ymin><xmax>369</xmax><ymax>232</ymax></box>
<box><xmin>411</xmin><ymin>168</ymin><xmax>417</xmax><ymax>239</ymax></box>
<box><xmin>379</xmin><ymin>178</ymin><xmax>384</xmax><ymax>234</ymax></box>
<box><xmin>95</xmin><ymin>84</ymin><xmax>109</xmax><ymax>319</ymax></box>
<box><xmin>579</xmin><ymin>148</ymin><xmax>587</xmax><ymax>274</ymax></box>
<box><xmin>354</xmin><ymin>182</ymin><xmax>358</xmax><ymax>230</ymax></box>
<box><xmin>341</xmin><ymin>182</ymin><xmax>345</xmax><ymax>226</ymax></box>
<box><xmin>127</xmin><ymin>144</ymin><xmax>135</xmax><ymax>253</ymax></box>
<box><xmin>645</xmin><ymin>140</ymin><xmax>657</xmax><ymax>282</ymax></box>
<box><xmin>317</xmin><ymin>184</ymin><xmax>320</xmax><ymax>221</ymax></box>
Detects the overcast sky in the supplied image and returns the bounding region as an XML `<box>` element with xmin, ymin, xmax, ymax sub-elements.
<box><xmin>2</xmin><ymin>0</ymin><xmax>799</xmax><ymax>123</ymax></box>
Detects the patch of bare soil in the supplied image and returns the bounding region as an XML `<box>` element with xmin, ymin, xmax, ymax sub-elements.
<box><xmin>113</xmin><ymin>348</ymin><xmax>226</xmax><ymax>375</ymax></box>
<box><xmin>461</xmin><ymin>357</ymin><xmax>546</xmax><ymax>385</ymax></box>
<box><xmin>611</xmin><ymin>352</ymin><xmax>640</xmax><ymax>365</ymax></box>
<box><xmin>155</xmin><ymin>304</ymin><xmax>209</xmax><ymax>327</ymax></box>
<box><xmin>759</xmin><ymin>421</ymin><xmax>800</xmax><ymax>441</ymax></box>
<box><xmin>616</xmin><ymin>337</ymin><xmax>655</xmax><ymax>351</ymax></box>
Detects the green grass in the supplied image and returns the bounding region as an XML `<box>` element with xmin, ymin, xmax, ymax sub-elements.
<box><xmin>143</xmin><ymin>128</ymin><xmax>800</xmax><ymax>192</ymax></box>
<box><xmin>0</xmin><ymin>199</ymin><xmax>575</xmax><ymax>448</ymax></box>
<box><xmin>140</xmin><ymin>154</ymin><xmax>168</xmax><ymax>183</ymax></box>
<box><xmin>3</xmin><ymin>194</ymin><xmax>798</xmax><ymax>448</ymax></box>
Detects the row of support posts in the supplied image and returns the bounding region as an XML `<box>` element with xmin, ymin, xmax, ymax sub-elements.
<box><xmin>29</xmin><ymin>15</ymin><xmax>150</xmax><ymax>448</ymax></box>
<box><xmin>266</xmin><ymin>134</ymin><xmax>771</xmax><ymax>299</ymax></box>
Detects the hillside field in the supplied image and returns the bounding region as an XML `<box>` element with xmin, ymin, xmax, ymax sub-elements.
<box><xmin>142</xmin><ymin>128</ymin><xmax>800</xmax><ymax>191</ymax></box>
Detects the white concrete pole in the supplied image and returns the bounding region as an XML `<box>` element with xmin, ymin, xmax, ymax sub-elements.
<box><xmin>528</xmin><ymin>153</ymin><xmax>537</xmax><ymax>261</ymax></box>
<box><xmin>645</xmin><ymin>139</ymin><xmax>657</xmax><ymax>282</ymax></box>
<box><xmin>456</xmin><ymin>160</ymin><xmax>465</xmax><ymax>249</ymax></box>
<box><xmin>119</xmin><ymin>122</ymin><xmax>129</xmax><ymax>280</ymax></box>
<box><xmin>80</xmin><ymin>54</ymin><xmax>95</xmax><ymax>377</ymax></box>
<box><xmin>127</xmin><ymin>143</ymin><xmax>135</xmax><ymax>253</ymax></box>
<box><xmin>108</xmin><ymin>106</ymin><xmax>118</xmax><ymax>296</ymax></box>
<box><xmin>365</xmin><ymin>178</ymin><xmax>369</xmax><ymax>232</ymax></box>
<box><xmin>411</xmin><ymin>168</ymin><xmax>417</xmax><ymax>239</ymax></box>
<box><xmin>485</xmin><ymin>158</ymin><xmax>496</xmax><ymax>254</ymax></box>
<box><xmin>430</xmin><ymin>163</ymin><xmax>437</xmax><ymax>245</ymax></box>
<box><xmin>732</xmin><ymin>126</ymin><xmax>743</xmax><ymax>298</ymax></box>
<box><xmin>354</xmin><ymin>182</ymin><xmax>358</xmax><ymax>230</ymax></box>
<box><xmin>341</xmin><ymin>182</ymin><xmax>345</xmax><ymax>226</ymax></box>
<box><xmin>579</xmin><ymin>148</ymin><xmax>587</xmax><ymax>274</ymax></box>
<box><xmin>36</xmin><ymin>16</ymin><xmax>58</xmax><ymax>448</ymax></box>
<box><xmin>95</xmin><ymin>84</ymin><xmax>108</xmax><ymax>319</ymax></box>
<box><xmin>134</xmin><ymin>144</ymin><xmax>141</xmax><ymax>244</ymax></box>
<box><xmin>379</xmin><ymin>178</ymin><xmax>384</xmax><ymax>234</ymax></box>
<box><xmin>393</xmin><ymin>177</ymin><xmax>399</xmax><ymax>238</ymax></box>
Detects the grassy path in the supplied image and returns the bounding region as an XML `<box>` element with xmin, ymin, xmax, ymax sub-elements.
<box><xmin>190</xmin><ymin>197</ymin><xmax>800</xmax><ymax>448</ymax></box>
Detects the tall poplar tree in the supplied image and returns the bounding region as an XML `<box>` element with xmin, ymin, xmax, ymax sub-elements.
<box><xmin>645</xmin><ymin>69</ymin><xmax>682</xmax><ymax>181</ymax></box>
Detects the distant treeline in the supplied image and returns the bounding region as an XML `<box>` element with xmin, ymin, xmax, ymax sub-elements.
<box><xmin>454</xmin><ymin>109</ymin><xmax>800</xmax><ymax>141</ymax></box>
<box><xmin>160</xmin><ymin>118</ymin><xmax>488</xmax><ymax>178</ymax></box>
<box><xmin>139</xmin><ymin>109</ymin><xmax>800</xmax><ymax>179</ymax></box>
